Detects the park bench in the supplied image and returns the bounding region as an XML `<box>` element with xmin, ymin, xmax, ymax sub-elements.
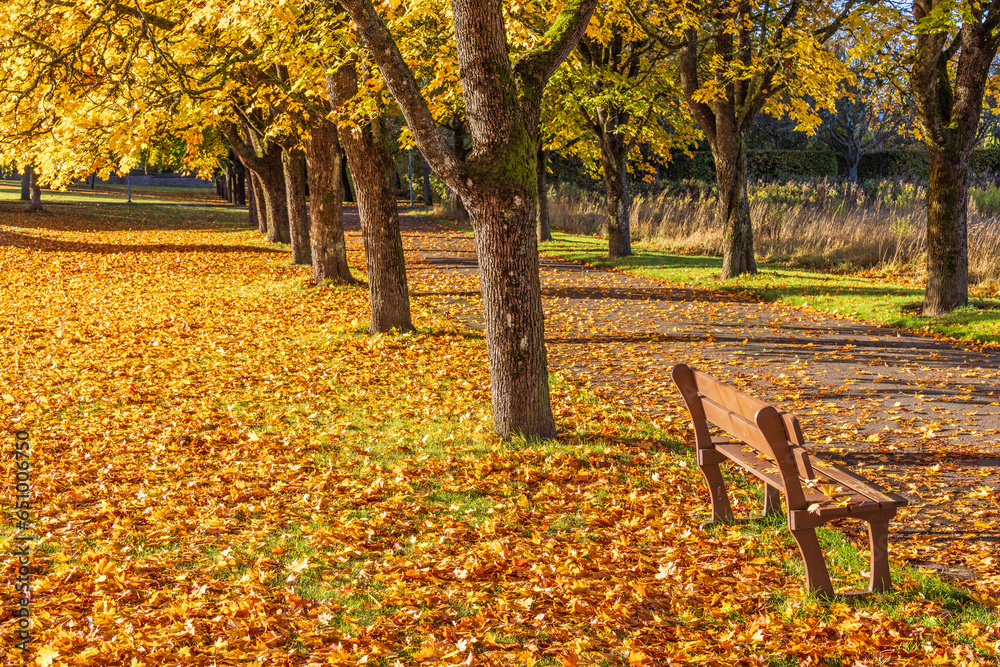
<box><xmin>671</xmin><ymin>363</ymin><xmax>908</xmax><ymax>597</ymax></box>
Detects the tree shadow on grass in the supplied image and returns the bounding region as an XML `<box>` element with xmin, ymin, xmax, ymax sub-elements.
<box><xmin>0</xmin><ymin>230</ymin><xmax>284</xmax><ymax>255</ymax></box>
<box><xmin>0</xmin><ymin>203</ymin><xmax>251</xmax><ymax>234</ymax></box>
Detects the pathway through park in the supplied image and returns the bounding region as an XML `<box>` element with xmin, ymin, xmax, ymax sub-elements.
<box><xmin>347</xmin><ymin>209</ymin><xmax>1000</xmax><ymax>584</ymax></box>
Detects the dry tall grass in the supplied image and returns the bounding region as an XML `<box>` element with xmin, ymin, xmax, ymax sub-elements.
<box><xmin>547</xmin><ymin>179</ymin><xmax>1000</xmax><ymax>286</ymax></box>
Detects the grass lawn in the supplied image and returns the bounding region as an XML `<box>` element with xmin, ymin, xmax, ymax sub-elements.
<box><xmin>0</xmin><ymin>179</ymin><xmax>226</xmax><ymax>206</ymax></box>
<box><xmin>1</xmin><ymin>203</ymin><xmax>998</xmax><ymax>665</ymax></box>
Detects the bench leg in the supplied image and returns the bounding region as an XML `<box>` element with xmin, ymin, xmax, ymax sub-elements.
<box><xmin>790</xmin><ymin>528</ymin><xmax>834</xmax><ymax>598</ymax></box>
<box><xmin>698</xmin><ymin>463</ymin><xmax>734</xmax><ymax>525</ymax></box>
<box><xmin>866</xmin><ymin>518</ymin><xmax>892</xmax><ymax>593</ymax></box>
<box><xmin>762</xmin><ymin>482</ymin><xmax>782</xmax><ymax>518</ymax></box>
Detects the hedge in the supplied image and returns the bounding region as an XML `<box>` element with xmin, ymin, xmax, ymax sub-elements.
<box><xmin>856</xmin><ymin>147</ymin><xmax>1000</xmax><ymax>180</ymax></box>
<box><xmin>663</xmin><ymin>150</ymin><xmax>839</xmax><ymax>182</ymax></box>
<box><xmin>856</xmin><ymin>149</ymin><xmax>927</xmax><ymax>180</ymax></box>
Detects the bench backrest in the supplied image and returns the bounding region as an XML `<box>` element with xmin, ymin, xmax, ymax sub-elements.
<box><xmin>671</xmin><ymin>363</ymin><xmax>812</xmax><ymax>511</ymax></box>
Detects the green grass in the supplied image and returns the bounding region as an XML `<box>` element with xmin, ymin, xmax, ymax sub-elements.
<box><xmin>538</xmin><ymin>231</ymin><xmax>1000</xmax><ymax>346</ymax></box>
<box><xmin>714</xmin><ymin>470</ymin><xmax>999</xmax><ymax>651</ymax></box>
<box><xmin>0</xmin><ymin>179</ymin><xmax>225</xmax><ymax>205</ymax></box>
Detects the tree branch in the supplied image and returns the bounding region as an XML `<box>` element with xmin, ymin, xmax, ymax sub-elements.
<box><xmin>333</xmin><ymin>0</ymin><xmax>461</xmax><ymax>190</ymax></box>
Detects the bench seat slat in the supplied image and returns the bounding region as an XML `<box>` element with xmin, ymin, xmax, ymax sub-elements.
<box><xmin>714</xmin><ymin>443</ymin><xmax>828</xmax><ymax>504</ymax></box>
<box><xmin>713</xmin><ymin>443</ymin><xmax>898</xmax><ymax>515</ymax></box>
<box><xmin>811</xmin><ymin>459</ymin><xmax>909</xmax><ymax>507</ymax></box>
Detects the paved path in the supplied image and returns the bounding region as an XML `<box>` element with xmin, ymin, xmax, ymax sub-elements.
<box><xmin>348</xmin><ymin>210</ymin><xmax>1000</xmax><ymax>581</ymax></box>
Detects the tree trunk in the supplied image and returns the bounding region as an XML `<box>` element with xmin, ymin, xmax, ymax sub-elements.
<box><xmin>283</xmin><ymin>146</ymin><xmax>311</xmax><ymax>265</ymax></box>
<box><xmin>20</xmin><ymin>167</ymin><xmax>31</xmax><ymax>201</ymax></box>
<box><xmin>257</xmin><ymin>157</ymin><xmax>290</xmax><ymax>244</ymax></box>
<box><xmin>600</xmin><ymin>135</ymin><xmax>631</xmax><ymax>258</ymax></box>
<box><xmin>222</xmin><ymin>121</ymin><xmax>290</xmax><ymax>243</ymax></box>
<box><xmin>468</xmin><ymin>162</ymin><xmax>555</xmax><ymax>438</ymax></box>
<box><xmin>453</xmin><ymin>122</ymin><xmax>469</xmax><ymax>223</ymax></box>
<box><xmin>235</xmin><ymin>162</ymin><xmax>247</xmax><ymax>206</ymax></box>
<box><xmin>713</xmin><ymin>131</ymin><xmax>757</xmax><ymax>278</ymax></box>
<box><xmin>27</xmin><ymin>169</ymin><xmax>43</xmax><ymax>212</ymax></box>
<box><xmin>909</xmin><ymin>6</ymin><xmax>999</xmax><ymax>315</ymax></box>
<box><xmin>248</xmin><ymin>171</ymin><xmax>259</xmax><ymax>230</ymax></box>
<box><xmin>923</xmin><ymin>144</ymin><xmax>971</xmax><ymax>314</ymax></box>
<box><xmin>536</xmin><ymin>147</ymin><xmax>552</xmax><ymax>242</ymax></box>
<box><xmin>303</xmin><ymin>117</ymin><xmax>354</xmax><ymax>284</ymax></box>
<box><xmin>328</xmin><ymin>66</ymin><xmax>413</xmax><ymax>333</ymax></box>
<box><xmin>250</xmin><ymin>173</ymin><xmax>267</xmax><ymax>233</ymax></box>
<box><xmin>341</xmin><ymin>153</ymin><xmax>355</xmax><ymax>202</ymax></box>
<box><xmin>846</xmin><ymin>157</ymin><xmax>859</xmax><ymax>183</ymax></box>
<box><xmin>226</xmin><ymin>164</ymin><xmax>237</xmax><ymax>204</ymax></box>
<box><xmin>421</xmin><ymin>153</ymin><xmax>433</xmax><ymax>205</ymax></box>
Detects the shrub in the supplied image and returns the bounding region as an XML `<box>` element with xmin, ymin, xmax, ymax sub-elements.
<box><xmin>662</xmin><ymin>150</ymin><xmax>838</xmax><ymax>182</ymax></box>
<box><xmin>857</xmin><ymin>149</ymin><xmax>928</xmax><ymax>180</ymax></box>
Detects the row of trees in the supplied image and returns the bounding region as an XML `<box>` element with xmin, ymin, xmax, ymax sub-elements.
<box><xmin>1</xmin><ymin>1</ymin><xmax>998</xmax><ymax>438</ymax></box>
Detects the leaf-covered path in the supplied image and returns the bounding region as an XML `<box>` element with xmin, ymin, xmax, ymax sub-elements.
<box><xmin>386</xmin><ymin>211</ymin><xmax>1000</xmax><ymax>584</ymax></box>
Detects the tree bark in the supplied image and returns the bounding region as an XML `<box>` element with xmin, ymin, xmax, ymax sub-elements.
<box><xmin>910</xmin><ymin>2</ymin><xmax>1000</xmax><ymax>315</ymax></box>
<box><xmin>226</xmin><ymin>164</ymin><xmax>237</xmax><ymax>204</ymax></box>
<box><xmin>600</xmin><ymin>133</ymin><xmax>631</xmax><ymax>258</ymax></box>
<box><xmin>846</xmin><ymin>157</ymin><xmax>859</xmax><ymax>183</ymax></box>
<box><xmin>20</xmin><ymin>167</ymin><xmax>31</xmax><ymax>201</ymax></box>
<box><xmin>328</xmin><ymin>64</ymin><xmax>413</xmax><ymax>333</ymax></box>
<box><xmin>536</xmin><ymin>146</ymin><xmax>552</xmax><ymax>242</ymax></box>
<box><xmin>257</xmin><ymin>155</ymin><xmax>290</xmax><ymax>244</ymax></box>
<box><xmin>712</xmin><ymin>129</ymin><xmax>757</xmax><ymax>278</ymax></box>
<box><xmin>27</xmin><ymin>168</ymin><xmax>43</xmax><ymax>212</ymax></box>
<box><xmin>453</xmin><ymin>121</ymin><xmax>470</xmax><ymax>223</ymax></box>
<box><xmin>283</xmin><ymin>146</ymin><xmax>311</xmax><ymax>265</ymax></box>
<box><xmin>303</xmin><ymin>116</ymin><xmax>354</xmax><ymax>284</ymax></box>
<box><xmin>234</xmin><ymin>161</ymin><xmax>247</xmax><ymax>206</ymax></box>
<box><xmin>924</xmin><ymin>143</ymin><xmax>971</xmax><ymax>314</ymax></box>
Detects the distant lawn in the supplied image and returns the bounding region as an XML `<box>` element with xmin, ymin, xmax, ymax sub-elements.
<box><xmin>540</xmin><ymin>231</ymin><xmax>1000</xmax><ymax>347</ymax></box>
<box><xmin>0</xmin><ymin>179</ymin><xmax>225</xmax><ymax>206</ymax></box>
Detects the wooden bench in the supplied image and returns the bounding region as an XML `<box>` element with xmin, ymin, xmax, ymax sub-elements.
<box><xmin>671</xmin><ymin>363</ymin><xmax>908</xmax><ymax>597</ymax></box>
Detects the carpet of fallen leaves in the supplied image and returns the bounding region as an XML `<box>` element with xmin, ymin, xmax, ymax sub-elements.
<box><xmin>0</xmin><ymin>204</ymin><xmax>997</xmax><ymax>665</ymax></box>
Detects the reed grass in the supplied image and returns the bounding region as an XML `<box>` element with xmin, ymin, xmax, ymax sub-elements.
<box><xmin>546</xmin><ymin>179</ymin><xmax>1000</xmax><ymax>288</ymax></box>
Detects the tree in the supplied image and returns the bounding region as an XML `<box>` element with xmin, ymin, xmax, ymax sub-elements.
<box><xmin>542</xmin><ymin>2</ymin><xmax>691</xmax><ymax>257</ymax></box>
<box><xmin>818</xmin><ymin>38</ymin><xmax>911</xmax><ymax>182</ymax></box>
<box><xmin>27</xmin><ymin>166</ymin><xmax>42</xmax><ymax>212</ymax></box>
<box><xmin>910</xmin><ymin>1</ymin><xmax>1000</xmax><ymax>315</ymax></box>
<box><xmin>222</xmin><ymin>118</ymin><xmax>292</xmax><ymax>245</ymax></box>
<box><xmin>327</xmin><ymin>57</ymin><xmax>414</xmax><ymax>333</ymax></box>
<box><xmin>632</xmin><ymin>0</ymin><xmax>861</xmax><ymax>278</ymax></box>
<box><xmin>337</xmin><ymin>0</ymin><xmax>599</xmax><ymax>438</ymax></box>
